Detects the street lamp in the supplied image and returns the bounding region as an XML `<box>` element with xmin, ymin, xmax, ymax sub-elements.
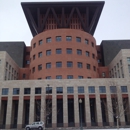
<box><xmin>79</xmin><ymin>98</ymin><xmax>83</xmax><ymax>130</ymax></box>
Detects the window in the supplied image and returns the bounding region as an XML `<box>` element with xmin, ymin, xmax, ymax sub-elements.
<box><xmin>99</xmin><ymin>86</ymin><xmax>106</xmax><ymax>93</ymax></box>
<box><xmin>32</xmin><ymin>67</ymin><xmax>35</xmax><ymax>73</ymax></box>
<box><xmin>38</xmin><ymin>78</ymin><xmax>42</xmax><ymax>80</ymax></box>
<box><xmin>93</xmin><ymin>66</ymin><xmax>96</xmax><ymax>71</ymax></box>
<box><xmin>46</xmin><ymin>63</ymin><xmax>51</xmax><ymax>69</ymax></box>
<box><xmin>120</xmin><ymin>60</ymin><xmax>122</xmax><ymax>65</ymax></box>
<box><xmin>117</xmin><ymin>63</ymin><xmax>119</xmax><ymax>68</ymax></box>
<box><xmin>110</xmin><ymin>86</ymin><xmax>116</xmax><ymax>93</ymax></box>
<box><xmin>56</xmin><ymin>36</ymin><xmax>61</xmax><ymax>41</ymax></box>
<box><xmin>0</xmin><ymin>59</ymin><xmax>1</xmax><ymax>64</ymax></box>
<box><xmin>76</xmin><ymin>37</ymin><xmax>81</xmax><ymax>42</ymax></box>
<box><xmin>9</xmin><ymin>65</ymin><xmax>11</xmax><ymax>70</ymax></box>
<box><xmin>56</xmin><ymin>49</ymin><xmax>62</xmax><ymax>54</ymax></box>
<box><xmin>78</xmin><ymin>86</ymin><xmax>84</xmax><ymax>93</ymax></box>
<box><xmin>46</xmin><ymin>76</ymin><xmax>51</xmax><ymax>79</ymax></box>
<box><xmin>86</xmin><ymin>64</ymin><xmax>91</xmax><ymax>69</ymax></box>
<box><xmin>88</xmin><ymin>86</ymin><xmax>95</xmax><ymax>93</ymax></box>
<box><xmin>91</xmin><ymin>42</ymin><xmax>94</xmax><ymax>47</ymax></box>
<box><xmin>121</xmin><ymin>86</ymin><xmax>127</xmax><ymax>93</ymax></box>
<box><xmin>46</xmin><ymin>50</ymin><xmax>51</xmax><ymax>55</ymax></box>
<box><xmin>67</xmin><ymin>61</ymin><xmax>73</xmax><ymax>67</ymax></box>
<box><xmin>102</xmin><ymin>72</ymin><xmax>105</xmax><ymax>77</ymax></box>
<box><xmin>56</xmin><ymin>62</ymin><xmax>62</xmax><ymax>68</ymax></box>
<box><xmin>24</xmin><ymin>88</ymin><xmax>30</xmax><ymax>94</ymax></box>
<box><xmin>39</xmin><ymin>40</ymin><xmax>43</xmax><ymax>45</ymax></box>
<box><xmin>23</xmin><ymin>73</ymin><xmax>26</xmax><ymax>78</ymax></box>
<box><xmin>88</xmin><ymin>77</ymin><xmax>91</xmax><ymax>79</ymax></box>
<box><xmin>86</xmin><ymin>51</ymin><xmax>90</xmax><ymax>57</ymax></box>
<box><xmin>85</xmin><ymin>39</ymin><xmax>88</xmax><ymax>44</ymax></box>
<box><xmin>67</xmin><ymin>87</ymin><xmax>74</xmax><ymax>93</ymax></box>
<box><xmin>33</xmin><ymin>55</ymin><xmax>36</xmax><ymax>60</ymax></box>
<box><xmin>26</xmin><ymin>60</ymin><xmax>30</xmax><ymax>64</ymax></box>
<box><xmin>35</xmin><ymin>87</ymin><xmax>41</xmax><ymax>94</ymax></box>
<box><xmin>67</xmin><ymin>75</ymin><xmax>73</xmax><ymax>79</ymax></box>
<box><xmin>56</xmin><ymin>75</ymin><xmax>62</xmax><ymax>79</ymax></box>
<box><xmin>56</xmin><ymin>87</ymin><xmax>63</xmax><ymax>93</ymax></box>
<box><xmin>46</xmin><ymin>87</ymin><xmax>52</xmax><ymax>94</ymax></box>
<box><xmin>92</xmin><ymin>54</ymin><xmax>95</xmax><ymax>59</ymax></box>
<box><xmin>66</xmin><ymin>48</ymin><xmax>72</xmax><ymax>54</ymax></box>
<box><xmin>6</xmin><ymin>62</ymin><xmax>8</xmax><ymax>67</ymax></box>
<box><xmin>77</xmin><ymin>62</ymin><xmax>83</xmax><ymax>68</ymax></box>
<box><xmin>46</xmin><ymin>37</ymin><xmax>51</xmax><ymax>43</ymax></box>
<box><xmin>38</xmin><ymin>64</ymin><xmax>42</xmax><ymax>70</ymax></box>
<box><xmin>38</xmin><ymin>52</ymin><xmax>42</xmax><ymax>58</ymax></box>
<box><xmin>127</xmin><ymin>57</ymin><xmax>130</xmax><ymax>64</ymax></box>
<box><xmin>78</xmin><ymin>76</ymin><xmax>83</xmax><ymax>79</ymax></box>
<box><xmin>77</xmin><ymin>49</ymin><xmax>82</xmax><ymax>55</ymax></box>
<box><xmin>13</xmin><ymin>88</ymin><xmax>20</xmax><ymax>95</ymax></box>
<box><xmin>12</xmin><ymin>68</ymin><xmax>14</xmax><ymax>73</ymax></box>
<box><xmin>2</xmin><ymin>88</ymin><xmax>9</xmax><ymax>95</ymax></box>
<box><xmin>33</xmin><ymin>43</ymin><xmax>36</xmax><ymax>48</ymax></box>
<box><xmin>66</xmin><ymin>36</ymin><xmax>72</xmax><ymax>41</ymax></box>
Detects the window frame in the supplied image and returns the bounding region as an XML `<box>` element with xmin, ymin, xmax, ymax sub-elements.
<box><xmin>88</xmin><ymin>86</ymin><xmax>95</xmax><ymax>93</ymax></box>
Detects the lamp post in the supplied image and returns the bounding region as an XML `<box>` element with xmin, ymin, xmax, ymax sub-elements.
<box><xmin>79</xmin><ymin>98</ymin><xmax>83</xmax><ymax>130</ymax></box>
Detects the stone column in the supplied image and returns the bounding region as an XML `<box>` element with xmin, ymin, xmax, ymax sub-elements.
<box><xmin>41</xmin><ymin>87</ymin><xmax>45</xmax><ymax>122</ymax></box>
<box><xmin>84</xmin><ymin>88</ymin><xmax>91</xmax><ymax>127</ymax></box>
<box><xmin>95</xmin><ymin>86</ymin><xmax>103</xmax><ymax>126</ymax></box>
<box><xmin>29</xmin><ymin>87</ymin><xmax>35</xmax><ymax>124</ymax></box>
<box><xmin>63</xmin><ymin>86</ymin><xmax>68</xmax><ymax>127</ymax></box>
<box><xmin>74</xmin><ymin>86</ymin><xmax>79</xmax><ymax>127</ymax></box>
<box><xmin>106</xmin><ymin>86</ymin><xmax>113</xmax><ymax>126</ymax></box>
<box><xmin>5</xmin><ymin>88</ymin><xmax>13</xmax><ymax>129</ymax></box>
<box><xmin>52</xmin><ymin>87</ymin><xmax>56</xmax><ymax>128</ymax></box>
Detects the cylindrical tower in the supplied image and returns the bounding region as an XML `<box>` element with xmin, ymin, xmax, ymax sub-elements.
<box><xmin>30</xmin><ymin>29</ymin><xmax>98</xmax><ymax>79</ymax></box>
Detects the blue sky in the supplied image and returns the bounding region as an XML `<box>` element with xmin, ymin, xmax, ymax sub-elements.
<box><xmin>0</xmin><ymin>0</ymin><xmax>130</xmax><ymax>46</ymax></box>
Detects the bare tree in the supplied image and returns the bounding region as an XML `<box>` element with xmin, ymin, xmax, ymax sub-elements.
<box><xmin>102</xmin><ymin>82</ymin><xmax>129</xmax><ymax>129</ymax></box>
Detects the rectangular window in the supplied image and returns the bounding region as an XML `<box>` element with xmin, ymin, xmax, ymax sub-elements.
<box><xmin>67</xmin><ymin>61</ymin><xmax>73</xmax><ymax>67</ymax></box>
<box><xmin>77</xmin><ymin>62</ymin><xmax>83</xmax><ymax>68</ymax></box>
<box><xmin>120</xmin><ymin>60</ymin><xmax>122</xmax><ymax>65</ymax></box>
<box><xmin>67</xmin><ymin>87</ymin><xmax>74</xmax><ymax>93</ymax></box>
<box><xmin>46</xmin><ymin>76</ymin><xmax>51</xmax><ymax>79</ymax></box>
<box><xmin>67</xmin><ymin>75</ymin><xmax>73</xmax><ymax>79</ymax></box>
<box><xmin>9</xmin><ymin>65</ymin><xmax>11</xmax><ymax>70</ymax></box>
<box><xmin>86</xmin><ymin>51</ymin><xmax>89</xmax><ymax>57</ymax></box>
<box><xmin>6</xmin><ymin>62</ymin><xmax>8</xmax><ymax>67</ymax></box>
<box><xmin>78</xmin><ymin>86</ymin><xmax>84</xmax><ymax>93</ymax></box>
<box><xmin>117</xmin><ymin>63</ymin><xmax>119</xmax><ymax>68</ymax></box>
<box><xmin>76</xmin><ymin>37</ymin><xmax>81</xmax><ymax>42</ymax></box>
<box><xmin>110</xmin><ymin>86</ymin><xmax>116</xmax><ymax>93</ymax></box>
<box><xmin>23</xmin><ymin>73</ymin><xmax>26</xmax><ymax>78</ymax></box>
<box><xmin>85</xmin><ymin>39</ymin><xmax>88</xmax><ymax>44</ymax></box>
<box><xmin>99</xmin><ymin>86</ymin><xmax>106</xmax><ymax>93</ymax></box>
<box><xmin>127</xmin><ymin>57</ymin><xmax>130</xmax><ymax>64</ymax></box>
<box><xmin>39</xmin><ymin>40</ymin><xmax>43</xmax><ymax>45</ymax></box>
<box><xmin>66</xmin><ymin>48</ymin><xmax>72</xmax><ymax>54</ymax></box>
<box><xmin>92</xmin><ymin>54</ymin><xmax>95</xmax><ymax>59</ymax></box>
<box><xmin>46</xmin><ymin>63</ymin><xmax>51</xmax><ymax>69</ymax></box>
<box><xmin>35</xmin><ymin>87</ymin><xmax>41</xmax><ymax>94</ymax></box>
<box><xmin>24</xmin><ymin>88</ymin><xmax>30</xmax><ymax>94</ymax></box>
<box><xmin>66</xmin><ymin>36</ymin><xmax>72</xmax><ymax>41</ymax></box>
<box><xmin>33</xmin><ymin>55</ymin><xmax>36</xmax><ymax>60</ymax></box>
<box><xmin>88</xmin><ymin>86</ymin><xmax>95</xmax><ymax>93</ymax></box>
<box><xmin>32</xmin><ymin>67</ymin><xmax>35</xmax><ymax>73</ymax></box>
<box><xmin>78</xmin><ymin>76</ymin><xmax>83</xmax><ymax>79</ymax></box>
<box><xmin>56</xmin><ymin>49</ymin><xmax>62</xmax><ymax>54</ymax></box>
<box><xmin>121</xmin><ymin>86</ymin><xmax>127</xmax><ymax>93</ymax></box>
<box><xmin>33</xmin><ymin>43</ymin><xmax>36</xmax><ymax>48</ymax></box>
<box><xmin>38</xmin><ymin>64</ymin><xmax>42</xmax><ymax>70</ymax></box>
<box><xmin>26</xmin><ymin>60</ymin><xmax>30</xmax><ymax>64</ymax></box>
<box><xmin>86</xmin><ymin>64</ymin><xmax>91</xmax><ymax>69</ymax></box>
<box><xmin>56</xmin><ymin>87</ymin><xmax>63</xmax><ymax>93</ymax></box>
<box><xmin>91</xmin><ymin>42</ymin><xmax>94</xmax><ymax>47</ymax></box>
<box><xmin>0</xmin><ymin>59</ymin><xmax>1</xmax><ymax>64</ymax></box>
<box><xmin>13</xmin><ymin>88</ymin><xmax>20</xmax><ymax>95</ymax></box>
<box><xmin>56</xmin><ymin>75</ymin><xmax>62</xmax><ymax>79</ymax></box>
<box><xmin>38</xmin><ymin>52</ymin><xmax>42</xmax><ymax>58</ymax></box>
<box><xmin>2</xmin><ymin>88</ymin><xmax>9</xmax><ymax>95</ymax></box>
<box><xmin>46</xmin><ymin>87</ymin><xmax>52</xmax><ymax>94</ymax></box>
<box><xmin>77</xmin><ymin>49</ymin><xmax>82</xmax><ymax>55</ymax></box>
<box><xmin>46</xmin><ymin>50</ymin><xmax>51</xmax><ymax>55</ymax></box>
<box><xmin>93</xmin><ymin>66</ymin><xmax>96</xmax><ymax>71</ymax></box>
<box><xmin>46</xmin><ymin>37</ymin><xmax>51</xmax><ymax>43</ymax></box>
<box><xmin>56</xmin><ymin>62</ymin><xmax>62</xmax><ymax>68</ymax></box>
<box><xmin>56</xmin><ymin>36</ymin><xmax>61</xmax><ymax>41</ymax></box>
